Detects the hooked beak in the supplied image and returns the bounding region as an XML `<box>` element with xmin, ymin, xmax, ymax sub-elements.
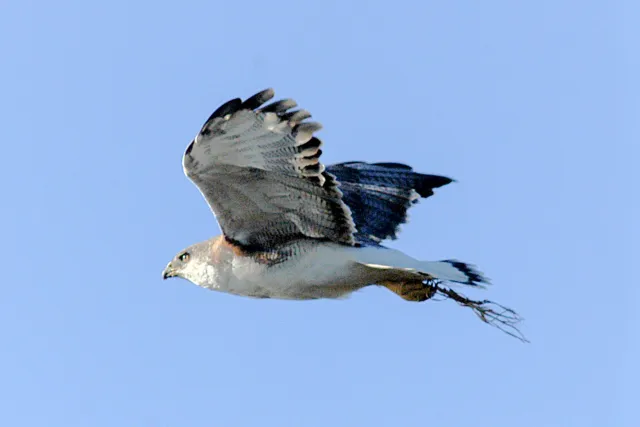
<box><xmin>162</xmin><ymin>264</ymin><xmax>175</xmax><ymax>280</ymax></box>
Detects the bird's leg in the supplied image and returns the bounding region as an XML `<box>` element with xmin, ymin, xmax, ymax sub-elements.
<box><xmin>426</xmin><ymin>280</ymin><xmax>529</xmax><ymax>342</ymax></box>
<box><xmin>383</xmin><ymin>281</ymin><xmax>437</xmax><ymax>302</ymax></box>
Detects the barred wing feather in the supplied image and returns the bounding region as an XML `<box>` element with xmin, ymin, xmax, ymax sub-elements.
<box><xmin>183</xmin><ymin>89</ymin><xmax>355</xmax><ymax>250</ymax></box>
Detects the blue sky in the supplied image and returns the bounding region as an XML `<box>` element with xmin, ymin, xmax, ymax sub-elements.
<box><xmin>1</xmin><ymin>1</ymin><xmax>637</xmax><ymax>426</ymax></box>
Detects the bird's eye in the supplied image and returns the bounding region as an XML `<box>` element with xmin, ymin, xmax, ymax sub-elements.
<box><xmin>179</xmin><ymin>252</ymin><xmax>190</xmax><ymax>262</ymax></box>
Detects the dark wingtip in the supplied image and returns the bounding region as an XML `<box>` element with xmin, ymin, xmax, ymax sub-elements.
<box><xmin>241</xmin><ymin>88</ymin><xmax>275</xmax><ymax>110</ymax></box>
<box><xmin>372</xmin><ymin>162</ymin><xmax>414</xmax><ymax>170</ymax></box>
<box><xmin>185</xmin><ymin>139</ymin><xmax>194</xmax><ymax>156</ymax></box>
<box><xmin>414</xmin><ymin>174</ymin><xmax>455</xmax><ymax>198</ymax></box>
<box><xmin>205</xmin><ymin>98</ymin><xmax>242</xmax><ymax>125</ymax></box>
<box><xmin>259</xmin><ymin>98</ymin><xmax>297</xmax><ymax>113</ymax></box>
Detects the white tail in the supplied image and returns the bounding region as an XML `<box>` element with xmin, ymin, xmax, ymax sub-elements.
<box><xmin>354</xmin><ymin>246</ymin><xmax>488</xmax><ymax>288</ymax></box>
<box><xmin>417</xmin><ymin>260</ymin><xmax>489</xmax><ymax>287</ymax></box>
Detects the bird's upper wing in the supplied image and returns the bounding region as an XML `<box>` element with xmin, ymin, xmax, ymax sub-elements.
<box><xmin>182</xmin><ymin>89</ymin><xmax>356</xmax><ymax>251</ymax></box>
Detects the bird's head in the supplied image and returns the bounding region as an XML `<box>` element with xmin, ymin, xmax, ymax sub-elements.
<box><xmin>162</xmin><ymin>240</ymin><xmax>214</xmax><ymax>287</ymax></box>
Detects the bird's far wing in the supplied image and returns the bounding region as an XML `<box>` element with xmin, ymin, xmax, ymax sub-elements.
<box><xmin>182</xmin><ymin>89</ymin><xmax>356</xmax><ymax>251</ymax></box>
<box><xmin>326</xmin><ymin>162</ymin><xmax>453</xmax><ymax>245</ymax></box>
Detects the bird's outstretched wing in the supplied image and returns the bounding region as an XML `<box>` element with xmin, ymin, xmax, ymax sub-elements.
<box><xmin>183</xmin><ymin>89</ymin><xmax>355</xmax><ymax>251</ymax></box>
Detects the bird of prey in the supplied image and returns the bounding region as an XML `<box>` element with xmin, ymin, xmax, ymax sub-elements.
<box><xmin>163</xmin><ymin>88</ymin><xmax>526</xmax><ymax>341</ymax></box>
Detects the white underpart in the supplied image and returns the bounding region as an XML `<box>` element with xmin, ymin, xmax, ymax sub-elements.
<box><xmin>213</xmin><ymin>243</ymin><xmax>477</xmax><ymax>300</ymax></box>
<box><xmin>183</xmin><ymin>259</ymin><xmax>220</xmax><ymax>290</ymax></box>
<box><xmin>222</xmin><ymin>244</ymin><xmax>363</xmax><ymax>299</ymax></box>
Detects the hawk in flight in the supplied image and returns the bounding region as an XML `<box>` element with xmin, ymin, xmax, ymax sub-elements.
<box><xmin>163</xmin><ymin>89</ymin><xmax>525</xmax><ymax>341</ymax></box>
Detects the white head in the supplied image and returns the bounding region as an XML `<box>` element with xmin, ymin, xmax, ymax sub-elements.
<box><xmin>162</xmin><ymin>240</ymin><xmax>219</xmax><ymax>289</ymax></box>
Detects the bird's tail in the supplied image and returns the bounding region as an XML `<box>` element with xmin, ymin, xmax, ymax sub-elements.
<box><xmin>354</xmin><ymin>248</ymin><xmax>527</xmax><ymax>341</ymax></box>
<box><xmin>414</xmin><ymin>259</ymin><xmax>490</xmax><ymax>286</ymax></box>
<box><xmin>355</xmin><ymin>246</ymin><xmax>489</xmax><ymax>287</ymax></box>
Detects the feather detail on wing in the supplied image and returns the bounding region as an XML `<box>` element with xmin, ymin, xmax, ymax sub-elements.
<box><xmin>326</xmin><ymin>162</ymin><xmax>453</xmax><ymax>245</ymax></box>
<box><xmin>183</xmin><ymin>89</ymin><xmax>356</xmax><ymax>250</ymax></box>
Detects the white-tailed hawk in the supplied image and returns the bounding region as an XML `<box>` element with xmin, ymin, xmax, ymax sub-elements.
<box><xmin>162</xmin><ymin>89</ymin><xmax>526</xmax><ymax>341</ymax></box>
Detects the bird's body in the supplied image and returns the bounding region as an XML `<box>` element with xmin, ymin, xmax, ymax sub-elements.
<box><xmin>180</xmin><ymin>236</ymin><xmax>477</xmax><ymax>300</ymax></box>
<box><xmin>163</xmin><ymin>88</ymin><xmax>526</xmax><ymax>340</ymax></box>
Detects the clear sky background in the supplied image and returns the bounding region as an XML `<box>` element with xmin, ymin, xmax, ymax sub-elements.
<box><xmin>1</xmin><ymin>1</ymin><xmax>637</xmax><ymax>426</ymax></box>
